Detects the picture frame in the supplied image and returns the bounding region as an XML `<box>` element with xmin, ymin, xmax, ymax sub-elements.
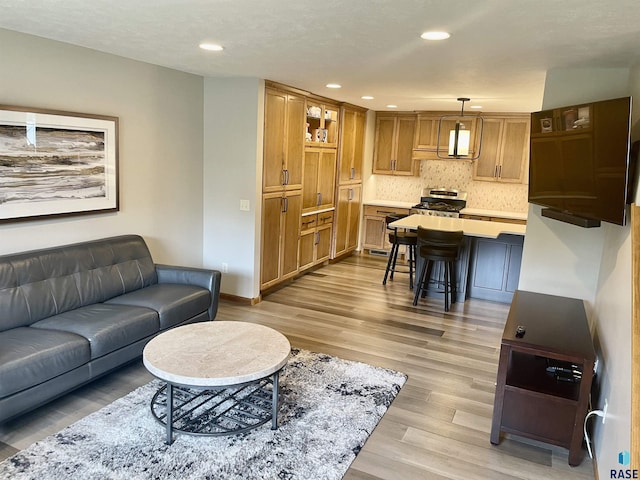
<box><xmin>0</xmin><ymin>105</ymin><xmax>118</xmax><ymax>223</ymax></box>
<box><xmin>540</xmin><ymin>117</ymin><xmax>553</xmax><ymax>133</ymax></box>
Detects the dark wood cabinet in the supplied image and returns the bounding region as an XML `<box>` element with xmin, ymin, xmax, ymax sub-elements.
<box><xmin>467</xmin><ymin>234</ymin><xmax>523</xmax><ymax>303</ymax></box>
<box><xmin>490</xmin><ymin>290</ymin><xmax>595</xmax><ymax>466</ymax></box>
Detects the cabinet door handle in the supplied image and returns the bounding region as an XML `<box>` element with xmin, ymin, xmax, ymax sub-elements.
<box><xmin>315</xmin><ymin>232</ymin><xmax>320</xmax><ymax>245</ymax></box>
<box><xmin>317</xmin><ymin>192</ymin><xmax>322</xmax><ymax>206</ymax></box>
<box><xmin>494</xmin><ymin>165</ymin><xmax>498</xmax><ymax>178</ymax></box>
<box><xmin>498</xmin><ymin>165</ymin><xmax>502</xmax><ymax>178</ymax></box>
<box><xmin>282</xmin><ymin>197</ymin><xmax>288</xmax><ymax>213</ymax></box>
<box><xmin>286</xmin><ymin>169</ymin><xmax>290</xmax><ymax>185</ymax></box>
<box><xmin>282</xmin><ymin>170</ymin><xmax>286</xmax><ymax>185</ymax></box>
<box><xmin>351</xmin><ymin>167</ymin><xmax>355</xmax><ymax>179</ymax></box>
<box><xmin>348</xmin><ymin>188</ymin><xmax>353</xmax><ymax>201</ymax></box>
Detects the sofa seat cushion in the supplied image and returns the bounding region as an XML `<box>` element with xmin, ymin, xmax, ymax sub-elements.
<box><xmin>105</xmin><ymin>284</ymin><xmax>211</xmax><ymax>330</ymax></box>
<box><xmin>0</xmin><ymin>327</ymin><xmax>90</xmax><ymax>398</ymax></box>
<box><xmin>31</xmin><ymin>304</ymin><xmax>159</xmax><ymax>360</ymax></box>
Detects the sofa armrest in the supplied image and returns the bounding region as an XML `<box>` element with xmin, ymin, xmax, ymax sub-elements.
<box><xmin>155</xmin><ymin>264</ymin><xmax>222</xmax><ymax>320</ymax></box>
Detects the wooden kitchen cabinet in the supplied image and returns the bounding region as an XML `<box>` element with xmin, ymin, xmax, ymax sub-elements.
<box><xmin>332</xmin><ymin>105</ymin><xmax>366</xmax><ymax>259</ymax></box>
<box><xmin>299</xmin><ymin>211</ymin><xmax>334</xmax><ymax>270</ymax></box>
<box><xmin>306</xmin><ymin>101</ymin><xmax>339</xmax><ymax>147</ymax></box>
<box><xmin>302</xmin><ymin>148</ymin><xmax>336</xmax><ymax>214</ymax></box>
<box><xmin>263</xmin><ymin>88</ymin><xmax>305</xmax><ymax>192</ymax></box>
<box><xmin>362</xmin><ymin>205</ymin><xmax>411</xmax><ymax>251</ymax></box>
<box><xmin>338</xmin><ymin>107</ymin><xmax>366</xmax><ymax>184</ymax></box>
<box><xmin>491</xmin><ymin>290</ymin><xmax>595</xmax><ymax>467</ymax></box>
<box><xmin>261</xmin><ymin>81</ymin><xmax>368</xmax><ymax>291</ymax></box>
<box><xmin>332</xmin><ymin>184</ymin><xmax>362</xmax><ymax>258</ymax></box>
<box><xmin>373</xmin><ymin>114</ymin><xmax>417</xmax><ymax>175</ymax></box>
<box><xmin>473</xmin><ymin>115</ymin><xmax>530</xmax><ymax>183</ymax></box>
<box><xmin>260</xmin><ymin>191</ymin><xmax>302</xmax><ymax>289</ymax></box>
<box><xmin>413</xmin><ymin>112</ymin><xmax>480</xmax><ymax>160</ymax></box>
<box><xmin>467</xmin><ymin>234</ymin><xmax>523</xmax><ymax>303</ymax></box>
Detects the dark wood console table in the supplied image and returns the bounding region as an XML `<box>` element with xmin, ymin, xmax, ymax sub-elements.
<box><xmin>490</xmin><ymin>290</ymin><xmax>595</xmax><ymax>466</ymax></box>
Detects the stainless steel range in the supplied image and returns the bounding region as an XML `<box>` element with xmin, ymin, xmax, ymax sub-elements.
<box><xmin>411</xmin><ymin>187</ymin><xmax>467</xmax><ymax>218</ymax></box>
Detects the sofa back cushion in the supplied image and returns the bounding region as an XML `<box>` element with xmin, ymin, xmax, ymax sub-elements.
<box><xmin>0</xmin><ymin>235</ymin><xmax>157</xmax><ymax>331</ymax></box>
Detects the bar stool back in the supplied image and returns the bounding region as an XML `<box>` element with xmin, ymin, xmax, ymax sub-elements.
<box><xmin>382</xmin><ymin>214</ymin><xmax>418</xmax><ymax>289</ymax></box>
<box><xmin>413</xmin><ymin>227</ymin><xmax>464</xmax><ymax>311</ymax></box>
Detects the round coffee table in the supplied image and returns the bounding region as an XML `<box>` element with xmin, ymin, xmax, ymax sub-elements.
<box><xmin>143</xmin><ymin>321</ymin><xmax>291</xmax><ymax>444</ymax></box>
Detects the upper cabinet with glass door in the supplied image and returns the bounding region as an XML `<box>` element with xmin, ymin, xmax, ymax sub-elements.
<box><xmin>306</xmin><ymin>101</ymin><xmax>339</xmax><ymax>148</ymax></box>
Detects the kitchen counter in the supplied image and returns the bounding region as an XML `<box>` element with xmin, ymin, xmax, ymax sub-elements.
<box><xmin>460</xmin><ymin>208</ymin><xmax>528</xmax><ymax>221</ymax></box>
<box><xmin>389</xmin><ymin>214</ymin><xmax>526</xmax><ymax>238</ymax></box>
<box><xmin>363</xmin><ymin>201</ymin><xmax>528</xmax><ymax>222</ymax></box>
<box><xmin>363</xmin><ymin>199</ymin><xmax>415</xmax><ymax>209</ymax></box>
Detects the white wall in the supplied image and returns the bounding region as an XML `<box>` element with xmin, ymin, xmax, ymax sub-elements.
<box><xmin>0</xmin><ymin>28</ymin><xmax>205</xmax><ymax>265</ymax></box>
<box><xmin>590</xmin><ymin>65</ymin><xmax>640</xmax><ymax>477</ymax></box>
<box><xmin>519</xmin><ymin>204</ymin><xmax>606</xmax><ymax>303</ymax></box>
<box><xmin>592</xmin><ymin>221</ymin><xmax>632</xmax><ymax>474</ymax></box>
<box><xmin>202</xmin><ymin>78</ymin><xmax>264</xmax><ymax>300</ymax></box>
<box><xmin>518</xmin><ymin>67</ymin><xmax>633</xmax><ymax>476</ymax></box>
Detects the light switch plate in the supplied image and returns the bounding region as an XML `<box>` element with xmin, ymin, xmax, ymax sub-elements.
<box><xmin>240</xmin><ymin>199</ymin><xmax>250</xmax><ymax>211</ymax></box>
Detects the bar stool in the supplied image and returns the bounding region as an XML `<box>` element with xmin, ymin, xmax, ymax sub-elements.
<box><xmin>382</xmin><ymin>214</ymin><xmax>418</xmax><ymax>289</ymax></box>
<box><xmin>413</xmin><ymin>227</ymin><xmax>464</xmax><ymax>312</ymax></box>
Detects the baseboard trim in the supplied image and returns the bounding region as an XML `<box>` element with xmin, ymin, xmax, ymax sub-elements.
<box><xmin>219</xmin><ymin>292</ymin><xmax>260</xmax><ymax>305</ymax></box>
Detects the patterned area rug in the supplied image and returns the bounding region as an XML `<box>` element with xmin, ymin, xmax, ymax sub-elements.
<box><xmin>0</xmin><ymin>349</ymin><xmax>406</xmax><ymax>480</ymax></box>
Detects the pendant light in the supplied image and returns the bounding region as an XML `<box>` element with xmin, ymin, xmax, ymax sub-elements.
<box><xmin>436</xmin><ymin>97</ymin><xmax>483</xmax><ymax>160</ymax></box>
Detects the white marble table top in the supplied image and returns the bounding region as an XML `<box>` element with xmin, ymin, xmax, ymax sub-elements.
<box><xmin>388</xmin><ymin>214</ymin><xmax>527</xmax><ymax>238</ymax></box>
<box><xmin>143</xmin><ymin>321</ymin><xmax>291</xmax><ymax>387</ymax></box>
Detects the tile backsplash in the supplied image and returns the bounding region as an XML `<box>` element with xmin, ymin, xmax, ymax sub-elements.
<box><xmin>372</xmin><ymin>159</ymin><xmax>529</xmax><ymax>213</ymax></box>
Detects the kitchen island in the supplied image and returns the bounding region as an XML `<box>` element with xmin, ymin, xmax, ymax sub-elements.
<box><xmin>388</xmin><ymin>214</ymin><xmax>526</xmax><ymax>237</ymax></box>
<box><xmin>389</xmin><ymin>214</ymin><xmax>527</xmax><ymax>304</ymax></box>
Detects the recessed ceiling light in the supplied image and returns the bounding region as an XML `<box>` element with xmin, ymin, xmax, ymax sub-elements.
<box><xmin>361</xmin><ymin>96</ymin><xmax>374</xmax><ymax>100</ymax></box>
<box><xmin>471</xmin><ymin>105</ymin><xmax>483</xmax><ymax>109</ymax></box>
<box><xmin>386</xmin><ymin>104</ymin><xmax>398</xmax><ymax>109</ymax></box>
<box><xmin>420</xmin><ymin>31</ymin><xmax>450</xmax><ymax>41</ymax></box>
<box><xmin>199</xmin><ymin>43</ymin><xmax>224</xmax><ymax>51</ymax></box>
<box><xmin>326</xmin><ymin>83</ymin><xmax>342</xmax><ymax>89</ymax></box>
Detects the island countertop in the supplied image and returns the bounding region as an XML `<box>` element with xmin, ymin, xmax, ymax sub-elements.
<box><xmin>388</xmin><ymin>214</ymin><xmax>527</xmax><ymax>239</ymax></box>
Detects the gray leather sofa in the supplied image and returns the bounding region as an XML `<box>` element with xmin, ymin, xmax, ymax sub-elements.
<box><xmin>0</xmin><ymin>234</ymin><xmax>222</xmax><ymax>423</ymax></box>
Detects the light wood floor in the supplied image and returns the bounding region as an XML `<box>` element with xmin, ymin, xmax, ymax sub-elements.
<box><xmin>0</xmin><ymin>254</ymin><xmax>596</xmax><ymax>479</ymax></box>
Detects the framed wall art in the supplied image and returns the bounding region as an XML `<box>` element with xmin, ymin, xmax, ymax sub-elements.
<box><xmin>0</xmin><ymin>105</ymin><xmax>118</xmax><ymax>223</ymax></box>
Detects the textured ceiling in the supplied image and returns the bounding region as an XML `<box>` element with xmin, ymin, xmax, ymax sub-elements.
<box><xmin>1</xmin><ymin>0</ymin><xmax>639</xmax><ymax>112</ymax></box>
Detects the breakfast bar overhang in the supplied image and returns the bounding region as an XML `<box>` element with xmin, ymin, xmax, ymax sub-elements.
<box><xmin>388</xmin><ymin>214</ymin><xmax>527</xmax><ymax>304</ymax></box>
